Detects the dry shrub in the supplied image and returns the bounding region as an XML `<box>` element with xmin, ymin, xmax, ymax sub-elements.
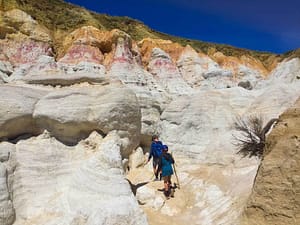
<box><xmin>233</xmin><ymin>115</ymin><xmax>278</xmax><ymax>158</ymax></box>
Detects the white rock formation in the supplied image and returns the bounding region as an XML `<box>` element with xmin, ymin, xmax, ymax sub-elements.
<box><xmin>160</xmin><ymin>82</ymin><xmax>299</xmax><ymax>163</ymax></box>
<box><xmin>108</xmin><ymin>36</ymin><xmax>170</xmax><ymax>146</ymax></box>
<box><xmin>268</xmin><ymin>58</ymin><xmax>300</xmax><ymax>83</ymax></box>
<box><xmin>0</xmin><ymin>142</ymin><xmax>15</xmax><ymax>225</ymax></box>
<box><xmin>177</xmin><ymin>45</ymin><xmax>235</xmax><ymax>90</ymax></box>
<box><xmin>108</xmin><ymin>36</ymin><xmax>167</xmax><ymax>95</ymax></box>
<box><xmin>0</xmin><ymin>61</ymin><xmax>13</xmax><ymax>81</ymax></box>
<box><xmin>0</xmin><ymin>61</ymin><xmax>12</xmax><ymax>83</ymax></box>
<box><xmin>0</xmin><ymin>85</ymin><xmax>48</xmax><ymax>140</ymax></box>
<box><xmin>9</xmin><ymin>131</ymin><xmax>147</xmax><ymax>225</ymax></box>
<box><xmin>0</xmin><ymin>72</ymin><xmax>8</xmax><ymax>84</ymax></box>
<box><xmin>148</xmin><ymin>48</ymin><xmax>193</xmax><ymax>95</ymax></box>
<box><xmin>177</xmin><ymin>45</ymin><xmax>206</xmax><ymax>87</ymax></box>
<box><xmin>9</xmin><ymin>55</ymin><xmax>107</xmax><ymax>85</ymax></box>
<box><xmin>0</xmin><ymin>163</ymin><xmax>15</xmax><ymax>225</ymax></box>
<box><xmin>33</xmin><ymin>85</ymin><xmax>141</xmax><ymax>157</ymax></box>
<box><xmin>129</xmin><ymin>147</ymin><xmax>146</xmax><ymax>169</ymax></box>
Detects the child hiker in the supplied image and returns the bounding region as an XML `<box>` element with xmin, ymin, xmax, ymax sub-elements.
<box><xmin>158</xmin><ymin>145</ymin><xmax>175</xmax><ymax>198</ymax></box>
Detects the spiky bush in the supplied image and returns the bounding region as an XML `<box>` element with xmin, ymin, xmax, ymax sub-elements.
<box><xmin>233</xmin><ymin>116</ymin><xmax>278</xmax><ymax>158</ymax></box>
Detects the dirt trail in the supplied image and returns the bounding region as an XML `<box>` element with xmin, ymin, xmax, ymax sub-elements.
<box><xmin>126</xmin><ymin>154</ymin><xmax>259</xmax><ymax>225</ymax></box>
<box><xmin>126</xmin><ymin>160</ymin><xmax>196</xmax><ymax>225</ymax></box>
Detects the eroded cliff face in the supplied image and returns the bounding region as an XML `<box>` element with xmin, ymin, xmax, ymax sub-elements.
<box><xmin>0</xmin><ymin>6</ymin><xmax>299</xmax><ymax>225</ymax></box>
<box><xmin>0</xmin><ymin>9</ymin><xmax>278</xmax><ymax>86</ymax></box>
<box><xmin>240</xmin><ymin>98</ymin><xmax>300</xmax><ymax>225</ymax></box>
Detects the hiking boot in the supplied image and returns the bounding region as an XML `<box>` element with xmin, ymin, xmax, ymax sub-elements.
<box><xmin>170</xmin><ymin>188</ymin><xmax>175</xmax><ymax>198</ymax></box>
<box><xmin>164</xmin><ymin>190</ymin><xmax>170</xmax><ymax>199</ymax></box>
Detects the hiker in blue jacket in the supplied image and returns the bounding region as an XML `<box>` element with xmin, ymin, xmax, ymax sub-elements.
<box><xmin>147</xmin><ymin>135</ymin><xmax>163</xmax><ymax>180</ymax></box>
<box><xmin>158</xmin><ymin>145</ymin><xmax>175</xmax><ymax>197</ymax></box>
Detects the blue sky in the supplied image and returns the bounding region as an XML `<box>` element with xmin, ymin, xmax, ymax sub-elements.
<box><xmin>65</xmin><ymin>0</ymin><xmax>300</xmax><ymax>53</ymax></box>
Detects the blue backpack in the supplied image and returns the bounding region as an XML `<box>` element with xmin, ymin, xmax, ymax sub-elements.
<box><xmin>151</xmin><ymin>141</ymin><xmax>163</xmax><ymax>158</ymax></box>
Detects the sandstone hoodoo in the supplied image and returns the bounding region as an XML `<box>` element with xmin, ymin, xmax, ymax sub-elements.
<box><xmin>0</xmin><ymin>1</ymin><xmax>299</xmax><ymax>225</ymax></box>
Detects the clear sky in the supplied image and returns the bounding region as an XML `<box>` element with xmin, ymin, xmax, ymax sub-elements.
<box><xmin>65</xmin><ymin>0</ymin><xmax>300</xmax><ymax>54</ymax></box>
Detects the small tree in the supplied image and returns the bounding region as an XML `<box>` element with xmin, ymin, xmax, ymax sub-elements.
<box><xmin>233</xmin><ymin>115</ymin><xmax>278</xmax><ymax>158</ymax></box>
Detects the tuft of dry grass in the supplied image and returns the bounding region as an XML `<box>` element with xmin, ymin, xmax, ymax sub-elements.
<box><xmin>233</xmin><ymin>116</ymin><xmax>278</xmax><ymax>158</ymax></box>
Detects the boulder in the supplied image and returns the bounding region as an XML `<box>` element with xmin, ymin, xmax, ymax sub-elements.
<box><xmin>33</xmin><ymin>85</ymin><xmax>141</xmax><ymax>157</ymax></box>
<box><xmin>136</xmin><ymin>185</ymin><xmax>156</xmax><ymax>205</ymax></box>
<box><xmin>136</xmin><ymin>185</ymin><xmax>164</xmax><ymax>210</ymax></box>
<box><xmin>238</xmin><ymin>80</ymin><xmax>253</xmax><ymax>90</ymax></box>
<box><xmin>129</xmin><ymin>147</ymin><xmax>146</xmax><ymax>169</ymax></box>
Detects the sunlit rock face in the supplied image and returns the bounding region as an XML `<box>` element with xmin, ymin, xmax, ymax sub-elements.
<box><xmin>0</xmin><ymin>142</ymin><xmax>15</xmax><ymax>225</ymax></box>
<box><xmin>0</xmin><ymin>7</ymin><xmax>300</xmax><ymax>225</ymax></box>
<box><xmin>20</xmin><ymin>56</ymin><xmax>107</xmax><ymax>86</ymax></box>
<box><xmin>0</xmin><ymin>9</ymin><xmax>51</xmax><ymax>42</ymax></box>
<box><xmin>177</xmin><ymin>45</ymin><xmax>206</xmax><ymax>87</ymax></box>
<box><xmin>58</xmin><ymin>26</ymin><xmax>105</xmax><ymax>65</ymax></box>
<box><xmin>212</xmin><ymin>51</ymin><xmax>269</xmax><ymax>77</ymax></box>
<box><xmin>239</xmin><ymin>98</ymin><xmax>300</xmax><ymax>225</ymax></box>
<box><xmin>8</xmin><ymin>132</ymin><xmax>147</xmax><ymax>225</ymax></box>
<box><xmin>0</xmin><ymin>38</ymin><xmax>52</xmax><ymax>66</ymax></box>
<box><xmin>0</xmin><ymin>9</ymin><xmax>52</xmax><ymax>66</ymax></box>
<box><xmin>0</xmin><ymin>85</ymin><xmax>48</xmax><ymax>141</ymax></box>
<box><xmin>107</xmin><ymin>34</ymin><xmax>171</xmax><ymax>147</ymax></box>
<box><xmin>177</xmin><ymin>45</ymin><xmax>235</xmax><ymax>89</ymax></box>
<box><xmin>147</xmin><ymin>47</ymin><xmax>193</xmax><ymax>94</ymax></box>
<box><xmin>266</xmin><ymin>57</ymin><xmax>300</xmax><ymax>83</ymax></box>
<box><xmin>138</xmin><ymin>38</ymin><xmax>185</xmax><ymax>66</ymax></box>
<box><xmin>33</xmin><ymin>85</ymin><xmax>141</xmax><ymax>158</ymax></box>
<box><xmin>59</xmin><ymin>45</ymin><xmax>104</xmax><ymax>65</ymax></box>
<box><xmin>160</xmin><ymin>80</ymin><xmax>299</xmax><ymax>163</ymax></box>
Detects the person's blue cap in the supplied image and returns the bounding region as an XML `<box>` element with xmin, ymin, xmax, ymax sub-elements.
<box><xmin>163</xmin><ymin>145</ymin><xmax>168</xmax><ymax>150</ymax></box>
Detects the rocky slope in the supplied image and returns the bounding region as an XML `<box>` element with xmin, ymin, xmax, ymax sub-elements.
<box><xmin>239</xmin><ymin>98</ymin><xmax>300</xmax><ymax>225</ymax></box>
<box><xmin>0</xmin><ymin>1</ymin><xmax>299</xmax><ymax>225</ymax></box>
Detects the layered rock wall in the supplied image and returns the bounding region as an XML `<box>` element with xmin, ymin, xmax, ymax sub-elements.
<box><xmin>240</xmin><ymin>98</ymin><xmax>300</xmax><ymax>225</ymax></box>
<box><xmin>0</xmin><ymin>9</ymin><xmax>278</xmax><ymax>91</ymax></box>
